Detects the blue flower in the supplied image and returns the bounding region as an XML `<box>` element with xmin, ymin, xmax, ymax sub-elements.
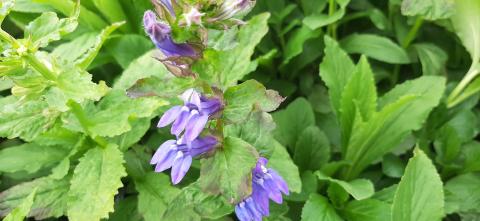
<box><xmin>143</xmin><ymin>10</ymin><xmax>197</xmax><ymax>58</ymax></box>
<box><xmin>235</xmin><ymin>157</ymin><xmax>289</xmax><ymax>221</ymax></box>
<box><xmin>151</xmin><ymin>135</ymin><xmax>217</xmax><ymax>184</ymax></box>
<box><xmin>157</xmin><ymin>89</ymin><xmax>222</xmax><ymax>142</ymax></box>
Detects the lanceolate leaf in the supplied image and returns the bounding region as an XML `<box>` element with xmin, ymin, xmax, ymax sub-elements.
<box><xmin>302</xmin><ymin>0</ymin><xmax>350</xmax><ymax>30</ymax></box>
<box><xmin>199</xmin><ymin>136</ymin><xmax>258</xmax><ymax>203</ymax></box>
<box><xmin>340</xmin><ymin>34</ymin><xmax>410</xmax><ymax>64</ymax></box>
<box><xmin>67</xmin><ymin>144</ymin><xmax>127</xmax><ymax>221</ymax></box>
<box><xmin>392</xmin><ymin>148</ymin><xmax>444</xmax><ymax>221</ymax></box>
<box><xmin>316</xmin><ymin>172</ymin><xmax>374</xmax><ymax>200</ymax></box>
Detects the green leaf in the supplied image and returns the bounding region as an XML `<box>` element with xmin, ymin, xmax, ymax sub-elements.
<box><xmin>301</xmin><ymin>193</ymin><xmax>343</xmax><ymax>221</ymax></box>
<box><xmin>341</xmin><ymin>199</ymin><xmax>391</xmax><ymax>221</ymax></box>
<box><xmin>24</xmin><ymin>9</ymin><xmax>79</xmax><ymax>49</ymax></box>
<box><xmin>269</xmin><ymin>140</ymin><xmax>302</xmax><ymax>193</ymax></box>
<box><xmin>0</xmin><ymin>176</ymin><xmax>71</xmax><ymax>219</ymax></box>
<box><xmin>392</xmin><ymin>148</ymin><xmax>444</xmax><ymax>221</ymax></box>
<box><xmin>316</xmin><ymin>172</ymin><xmax>374</xmax><ymax>200</ymax></box>
<box><xmin>63</xmin><ymin>90</ymin><xmax>166</xmax><ymax>137</ymax></box>
<box><xmin>92</xmin><ymin>0</ymin><xmax>127</xmax><ymax>25</ymax></box>
<box><xmin>163</xmin><ymin>183</ymin><xmax>233</xmax><ymax>221</ymax></box>
<box><xmin>460</xmin><ymin>141</ymin><xmax>480</xmax><ymax>173</ymax></box>
<box><xmin>286</xmin><ymin>171</ymin><xmax>318</xmax><ymax>202</ymax></box>
<box><xmin>339</xmin><ymin>56</ymin><xmax>377</xmax><ymax>149</ymax></box>
<box><xmin>451</xmin><ymin>0</ymin><xmax>480</xmax><ymax>63</ymax></box>
<box><xmin>192</xmin><ymin>13</ymin><xmax>270</xmax><ymax>88</ymax></box>
<box><xmin>294</xmin><ymin>126</ymin><xmax>330</xmax><ymax>171</ymax></box>
<box><xmin>199</xmin><ymin>136</ymin><xmax>258</xmax><ymax>203</ymax></box>
<box><xmin>340</xmin><ymin>34</ymin><xmax>410</xmax><ymax>64</ymax></box>
<box><xmin>67</xmin><ymin>144</ymin><xmax>127</xmax><ymax>221</ymax></box>
<box><xmin>444</xmin><ymin>173</ymin><xmax>480</xmax><ymax>214</ymax></box>
<box><xmin>382</xmin><ymin>154</ymin><xmax>406</xmax><ymax>178</ymax></box>
<box><xmin>0</xmin><ymin>0</ymin><xmax>15</xmax><ymax>24</ymax></box>
<box><xmin>3</xmin><ymin>188</ymin><xmax>36</xmax><ymax>221</ymax></box>
<box><xmin>106</xmin><ymin>34</ymin><xmax>153</xmax><ymax>69</ymax></box>
<box><xmin>282</xmin><ymin>25</ymin><xmax>322</xmax><ymax>65</ymax></box>
<box><xmin>319</xmin><ymin>36</ymin><xmax>355</xmax><ymax>117</ymax></box>
<box><xmin>413</xmin><ymin>43</ymin><xmax>448</xmax><ymax>76</ymax></box>
<box><xmin>108</xmin><ymin>118</ymin><xmax>151</xmax><ymax>151</ymax></box>
<box><xmin>273</xmin><ymin>97</ymin><xmax>315</xmax><ymax>149</ymax></box>
<box><xmin>434</xmin><ymin>125</ymin><xmax>461</xmax><ymax>165</ymax></box>
<box><xmin>0</xmin><ymin>143</ymin><xmax>68</xmax><ymax>174</ymax></box>
<box><xmin>108</xmin><ymin>197</ymin><xmax>142</xmax><ymax>221</ymax></box>
<box><xmin>343</xmin><ymin>76</ymin><xmax>445</xmax><ymax>179</ymax></box>
<box><xmin>303</xmin><ymin>0</ymin><xmax>350</xmax><ymax>30</ymax></box>
<box><xmin>401</xmin><ymin>0</ymin><xmax>454</xmax><ymax>20</ymax></box>
<box><xmin>135</xmin><ymin>172</ymin><xmax>180</xmax><ymax>221</ymax></box>
<box><xmin>223</xmin><ymin>79</ymin><xmax>284</xmax><ymax>123</ymax></box>
<box><xmin>0</xmin><ymin>98</ymin><xmax>59</xmax><ymax>141</ymax></box>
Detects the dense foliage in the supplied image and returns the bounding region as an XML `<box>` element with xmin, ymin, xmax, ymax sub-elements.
<box><xmin>0</xmin><ymin>0</ymin><xmax>479</xmax><ymax>221</ymax></box>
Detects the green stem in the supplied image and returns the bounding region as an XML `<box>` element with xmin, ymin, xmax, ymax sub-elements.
<box><xmin>24</xmin><ymin>54</ymin><xmax>57</xmax><ymax>81</ymax></box>
<box><xmin>327</xmin><ymin>0</ymin><xmax>337</xmax><ymax>39</ymax></box>
<box><xmin>447</xmin><ymin>64</ymin><xmax>480</xmax><ymax>107</ymax></box>
<box><xmin>67</xmin><ymin>101</ymin><xmax>108</xmax><ymax>148</ymax></box>
<box><xmin>401</xmin><ymin>16</ymin><xmax>424</xmax><ymax>48</ymax></box>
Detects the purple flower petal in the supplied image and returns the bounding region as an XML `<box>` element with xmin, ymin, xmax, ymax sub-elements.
<box><xmin>150</xmin><ymin>140</ymin><xmax>176</xmax><ymax>164</ymax></box>
<box><xmin>171</xmin><ymin>108</ymin><xmax>190</xmax><ymax>135</ymax></box>
<box><xmin>160</xmin><ymin>0</ymin><xmax>175</xmax><ymax>16</ymax></box>
<box><xmin>157</xmin><ymin>105</ymin><xmax>182</xmax><ymax>128</ymax></box>
<box><xmin>269</xmin><ymin>169</ymin><xmax>289</xmax><ymax>195</ymax></box>
<box><xmin>245</xmin><ymin>198</ymin><xmax>262</xmax><ymax>220</ymax></box>
<box><xmin>154</xmin><ymin>149</ymin><xmax>177</xmax><ymax>172</ymax></box>
<box><xmin>184</xmin><ymin>114</ymin><xmax>209</xmax><ymax>142</ymax></box>
<box><xmin>171</xmin><ymin>152</ymin><xmax>192</xmax><ymax>184</ymax></box>
<box><xmin>188</xmin><ymin>136</ymin><xmax>217</xmax><ymax>156</ymax></box>
<box><xmin>264</xmin><ymin>179</ymin><xmax>283</xmax><ymax>204</ymax></box>
<box><xmin>235</xmin><ymin>203</ymin><xmax>250</xmax><ymax>221</ymax></box>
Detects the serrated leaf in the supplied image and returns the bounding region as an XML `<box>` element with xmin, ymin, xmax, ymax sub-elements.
<box><xmin>273</xmin><ymin>97</ymin><xmax>315</xmax><ymax>149</ymax></box>
<box><xmin>67</xmin><ymin>144</ymin><xmax>127</xmax><ymax>221</ymax></box>
<box><xmin>316</xmin><ymin>172</ymin><xmax>374</xmax><ymax>200</ymax></box>
<box><xmin>135</xmin><ymin>172</ymin><xmax>180</xmax><ymax>221</ymax></box>
<box><xmin>199</xmin><ymin>136</ymin><xmax>258</xmax><ymax>203</ymax></box>
<box><xmin>340</xmin><ymin>34</ymin><xmax>410</xmax><ymax>64</ymax></box>
<box><xmin>269</xmin><ymin>140</ymin><xmax>302</xmax><ymax>193</ymax></box>
<box><xmin>444</xmin><ymin>173</ymin><xmax>480</xmax><ymax>214</ymax></box>
<box><xmin>401</xmin><ymin>0</ymin><xmax>454</xmax><ymax>20</ymax></box>
<box><xmin>162</xmin><ymin>183</ymin><xmax>233</xmax><ymax>221</ymax></box>
<box><xmin>3</xmin><ymin>188</ymin><xmax>36</xmax><ymax>221</ymax></box>
<box><xmin>223</xmin><ymin>79</ymin><xmax>284</xmax><ymax>123</ymax></box>
<box><xmin>192</xmin><ymin>13</ymin><xmax>270</xmax><ymax>88</ymax></box>
<box><xmin>0</xmin><ymin>143</ymin><xmax>68</xmax><ymax>174</ymax></box>
<box><xmin>301</xmin><ymin>194</ymin><xmax>343</xmax><ymax>221</ymax></box>
<box><xmin>392</xmin><ymin>148</ymin><xmax>444</xmax><ymax>221</ymax></box>
<box><xmin>0</xmin><ymin>176</ymin><xmax>70</xmax><ymax>219</ymax></box>
<box><xmin>293</xmin><ymin>126</ymin><xmax>330</xmax><ymax>171</ymax></box>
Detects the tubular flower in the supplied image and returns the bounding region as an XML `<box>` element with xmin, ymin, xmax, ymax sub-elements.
<box><xmin>212</xmin><ymin>0</ymin><xmax>255</xmax><ymax>22</ymax></box>
<box><xmin>151</xmin><ymin>135</ymin><xmax>217</xmax><ymax>184</ymax></box>
<box><xmin>157</xmin><ymin>89</ymin><xmax>222</xmax><ymax>142</ymax></box>
<box><xmin>143</xmin><ymin>10</ymin><xmax>197</xmax><ymax>58</ymax></box>
<box><xmin>235</xmin><ymin>157</ymin><xmax>289</xmax><ymax>221</ymax></box>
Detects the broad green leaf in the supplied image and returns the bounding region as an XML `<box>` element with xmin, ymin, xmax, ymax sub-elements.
<box><xmin>451</xmin><ymin>0</ymin><xmax>480</xmax><ymax>63</ymax></box>
<box><xmin>434</xmin><ymin>125</ymin><xmax>461</xmax><ymax>165</ymax></box>
<box><xmin>199</xmin><ymin>136</ymin><xmax>258</xmax><ymax>203</ymax></box>
<box><xmin>163</xmin><ymin>183</ymin><xmax>233</xmax><ymax>221</ymax></box>
<box><xmin>0</xmin><ymin>143</ymin><xmax>68</xmax><ymax>174</ymax></box>
<box><xmin>63</xmin><ymin>90</ymin><xmax>166</xmax><ymax>137</ymax></box>
<box><xmin>3</xmin><ymin>189</ymin><xmax>36</xmax><ymax>221</ymax></box>
<box><xmin>67</xmin><ymin>144</ymin><xmax>127</xmax><ymax>221</ymax></box>
<box><xmin>316</xmin><ymin>172</ymin><xmax>374</xmax><ymax>200</ymax></box>
<box><xmin>223</xmin><ymin>79</ymin><xmax>284</xmax><ymax>123</ymax></box>
<box><xmin>294</xmin><ymin>126</ymin><xmax>330</xmax><ymax>171</ymax></box>
<box><xmin>282</xmin><ymin>25</ymin><xmax>322</xmax><ymax>65</ymax></box>
<box><xmin>135</xmin><ymin>172</ymin><xmax>180</xmax><ymax>221</ymax></box>
<box><xmin>92</xmin><ymin>0</ymin><xmax>127</xmax><ymax>27</ymax></box>
<box><xmin>303</xmin><ymin>0</ymin><xmax>350</xmax><ymax>30</ymax></box>
<box><xmin>343</xmin><ymin>76</ymin><xmax>445</xmax><ymax>179</ymax></box>
<box><xmin>319</xmin><ymin>36</ymin><xmax>355</xmax><ymax>116</ymax></box>
<box><xmin>340</xmin><ymin>34</ymin><xmax>410</xmax><ymax>64</ymax></box>
<box><xmin>373</xmin><ymin>184</ymin><xmax>398</xmax><ymax>203</ymax></box>
<box><xmin>339</xmin><ymin>56</ymin><xmax>377</xmax><ymax>149</ymax></box>
<box><xmin>269</xmin><ymin>140</ymin><xmax>302</xmax><ymax>193</ymax></box>
<box><xmin>0</xmin><ymin>98</ymin><xmax>59</xmax><ymax>141</ymax></box>
<box><xmin>401</xmin><ymin>0</ymin><xmax>454</xmax><ymax>20</ymax></box>
<box><xmin>444</xmin><ymin>173</ymin><xmax>480</xmax><ymax>214</ymax></box>
<box><xmin>460</xmin><ymin>141</ymin><xmax>480</xmax><ymax>173</ymax></box>
<box><xmin>392</xmin><ymin>148</ymin><xmax>444</xmax><ymax>221</ymax></box>
<box><xmin>24</xmin><ymin>9</ymin><xmax>79</xmax><ymax>49</ymax></box>
<box><xmin>224</xmin><ymin>111</ymin><xmax>277</xmax><ymax>156</ymax></box>
<box><xmin>382</xmin><ymin>154</ymin><xmax>405</xmax><ymax>178</ymax></box>
<box><xmin>0</xmin><ymin>0</ymin><xmax>15</xmax><ymax>24</ymax></box>
<box><xmin>106</xmin><ymin>34</ymin><xmax>153</xmax><ymax>69</ymax></box>
<box><xmin>192</xmin><ymin>13</ymin><xmax>270</xmax><ymax>88</ymax></box>
<box><xmin>341</xmin><ymin>199</ymin><xmax>391</xmax><ymax>221</ymax></box>
<box><xmin>301</xmin><ymin>194</ymin><xmax>343</xmax><ymax>221</ymax></box>
<box><xmin>287</xmin><ymin>171</ymin><xmax>318</xmax><ymax>202</ymax></box>
<box><xmin>0</xmin><ymin>176</ymin><xmax>70</xmax><ymax>219</ymax></box>
<box><xmin>413</xmin><ymin>43</ymin><xmax>448</xmax><ymax>76</ymax></box>
<box><xmin>273</xmin><ymin>97</ymin><xmax>315</xmax><ymax>149</ymax></box>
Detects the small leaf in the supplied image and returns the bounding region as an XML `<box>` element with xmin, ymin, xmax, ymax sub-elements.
<box><xmin>392</xmin><ymin>148</ymin><xmax>444</xmax><ymax>221</ymax></box>
<box><xmin>282</xmin><ymin>25</ymin><xmax>322</xmax><ymax>65</ymax></box>
<box><xmin>3</xmin><ymin>188</ymin><xmax>36</xmax><ymax>221</ymax></box>
<box><xmin>301</xmin><ymin>193</ymin><xmax>343</xmax><ymax>221</ymax></box>
<box><xmin>67</xmin><ymin>144</ymin><xmax>127</xmax><ymax>221</ymax></box>
<box><xmin>294</xmin><ymin>126</ymin><xmax>330</xmax><ymax>171</ymax></box>
<box><xmin>302</xmin><ymin>0</ymin><xmax>350</xmax><ymax>30</ymax></box>
<box><xmin>401</xmin><ymin>0</ymin><xmax>454</xmax><ymax>20</ymax></box>
<box><xmin>199</xmin><ymin>136</ymin><xmax>258</xmax><ymax>203</ymax></box>
<box><xmin>340</xmin><ymin>34</ymin><xmax>410</xmax><ymax>64</ymax></box>
<box><xmin>316</xmin><ymin>172</ymin><xmax>374</xmax><ymax>200</ymax></box>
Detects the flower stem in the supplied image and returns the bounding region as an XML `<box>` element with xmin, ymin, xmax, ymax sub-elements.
<box><xmin>401</xmin><ymin>16</ymin><xmax>423</xmax><ymax>48</ymax></box>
